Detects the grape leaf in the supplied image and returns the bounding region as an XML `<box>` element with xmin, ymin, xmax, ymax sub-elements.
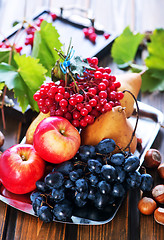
<box><xmin>141</xmin><ymin>29</ymin><xmax>164</xmax><ymax>92</ymax></box>
<box><xmin>0</xmin><ymin>49</ymin><xmax>10</xmax><ymax>63</ymax></box>
<box><xmin>111</xmin><ymin>26</ymin><xmax>144</xmax><ymax>67</ymax></box>
<box><xmin>141</xmin><ymin>69</ymin><xmax>164</xmax><ymax>92</ymax></box>
<box><xmin>145</xmin><ymin>29</ymin><xmax>164</xmax><ymax>70</ymax></box>
<box><xmin>0</xmin><ymin>53</ymin><xmax>47</xmax><ymax>112</ymax></box>
<box><xmin>32</xmin><ymin>20</ymin><xmax>63</xmax><ymax>77</ymax></box>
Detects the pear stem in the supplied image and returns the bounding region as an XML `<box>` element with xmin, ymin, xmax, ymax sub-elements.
<box><xmin>122</xmin><ymin>89</ymin><xmax>139</xmax><ymax>152</ymax></box>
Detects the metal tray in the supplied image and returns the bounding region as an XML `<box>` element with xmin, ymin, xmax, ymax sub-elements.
<box><xmin>0</xmin><ymin>101</ymin><xmax>163</xmax><ymax>225</ymax></box>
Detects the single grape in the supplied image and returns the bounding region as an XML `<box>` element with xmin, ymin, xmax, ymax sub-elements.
<box><xmin>101</xmin><ymin>164</ymin><xmax>117</xmax><ymax>182</ymax></box>
<box><xmin>87</xmin><ymin>159</ymin><xmax>102</xmax><ymax>174</ymax></box>
<box><xmin>88</xmin><ymin>187</ymin><xmax>97</xmax><ymax>201</ymax></box>
<box><xmin>55</xmin><ymin>161</ymin><xmax>74</xmax><ymax>175</ymax></box>
<box><xmin>38</xmin><ymin>206</ymin><xmax>53</xmax><ymax>223</ymax></box>
<box><xmin>52</xmin><ymin>187</ymin><xmax>65</xmax><ymax>202</ymax></box>
<box><xmin>53</xmin><ymin>200</ymin><xmax>73</xmax><ymax>221</ymax></box>
<box><xmin>140</xmin><ymin>173</ymin><xmax>153</xmax><ymax>192</ymax></box>
<box><xmin>115</xmin><ymin>166</ymin><xmax>126</xmax><ymax>183</ymax></box>
<box><xmin>78</xmin><ymin>145</ymin><xmax>96</xmax><ymax>161</ymax></box>
<box><xmin>96</xmin><ymin>138</ymin><xmax>116</xmax><ymax>154</ymax></box>
<box><xmin>44</xmin><ymin>172</ymin><xmax>64</xmax><ymax>189</ymax></box>
<box><xmin>36</xmin><ymin>181</ymin><xmax>49</xmax><ymax>192</ymax></box>
<box><xmin>69</xmin><ymin>169</ymin><xmax>82</xmax><ymax>182</ymax></box>
<box><xmin>64</xmin><ymin>179</ymin><xmax>75</xmax><ymax>190</ymax></box>
<box><xmin>30</xmin><ymin>191</ymin><xmax>42</xmax><ymax>202</ymax></box>
<box><xmin>98</xmin><ymin>181</ymin><xmax>111</xmax><ymax>195</ymax></box>
<box><xmin>126</xmin><ymin>171</ymin><xmax>141</xmax><ymax>189</ymax></box>
<box><xmin>112</xmin><ymin>183</ymin><xmax>126</xmax><ymax>198</ymax></box>
<box><xmin>110</xmin><ymin>153</ymin><xmax>125</xmax><ymax>166</ymax></box>
<box><xmin>88</xmin><ymin>174</ymin><xmax>99</xmax><ymax>187</ymax></box>
<box><xmin>75</xmin><ymin>178</ymin><xmax>88</xmax><ymax>193</ymax></box>
<box><xmin>74</xmin><ymin>192</ymin><xmax>87</xmax><ymax>207</ymax></box>
<box><xmin>123</xmin><ymin>156</ymin><xmax>140</xmax><ymax>172</ymax></box>
<box><xmin>94</xmin><ymin>192</ymin><xmax>109</xmax><ymax>209</ymax></box>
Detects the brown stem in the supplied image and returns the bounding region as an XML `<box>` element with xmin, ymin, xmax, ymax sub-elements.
<box><xmin>122</xmin><ymin>89</ymin><xmax>139</xmax><ymax>152</ymax></box>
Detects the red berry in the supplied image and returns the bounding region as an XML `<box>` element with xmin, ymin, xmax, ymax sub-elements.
<box><xmin>90</xmin><ymin>109</ymin><xmax>99</xmax><ymax>117</ymax></box>
<box><xmin>80</xmin><ymin>108</ymin><xmax>88</xmax><ymax>116</ymax></box>
<box><xmin>117</xmin><ymin>91</ymin><xmax>124</xmax><ymax>100</ymax></box>
<box><xmin>98</xmin><ymin>67</ymin><xmax>105</xmax><ymax>73</ymax></box>
<box><xmin>72</xmin><ymin>120</ymin><xmax>80</xmax><ymax>127</ymax></box>
<box><xmin>111</xmin><ymin>75</ymin><xmax>116</xmax><ymax>82</ymax></box>
<box><xmin>60</xmin><ymin>107</ymin><xmax>68</xmax><ymax>113</ymax></box>
<box><xmin>100</xmin><ymin>99</ymin><xmax>107</xmax><ymax>105</ymax></box>
<box><xmin>50</xmin><ymin>12</ymin><xmax>57</xmax><ymax>21</ymax></box>
<box><xmin>76</xmin><ymin>94</ymin><xmax>84</xmax><ymax>103</ymax></box>
<box><xmin>114</xmin><ymin>81</ymin><xmax>121</xmax><ymax>89</ymax></box>
<box><xmin>102</xmin><ymin>79</ymin><xmax>109</xmax><ymax>87</ymax></box>
<box><xmin>89</xmin><ymin>33</ymin><xmax>97</xmax><ymax>43</ymax></box>
<box><xmin>59</xmin><ymin>99</ymin><xmax>68</xmax><ymax>107</ymax></box>
<box><xmin>45</xmin><ymin>98</ymin><xmax>54</xmax><ymax>106</ymax></box>
<box><xmin>104</xmin><ymin>103</ymin><xmax>112</xmax><ymax>111</ymax></box>
<box><xmin>84</xmin><ymin>115</ymin><xmax>94</xmax><ymax>124</ymax></box>
<box><xmin>94</xmin><ymin>71</ymin><xmax>103</xmax><ymax>79</ymax></box>
<box><xmin>88</xmin><ymin>88</ymin><xmax>97</xmax><ymax>95</ymax></box>
<box><xmin>73</xmin><ymin>110</ymin><xmax>81</xmax><ymax>120</ymax></box>
<box><xmin>69</xmin><ymin>97</ymin><xmax>77</xmax><ymax>106</ymax></box>
<box><xmin>103</xmin><ymin>33</ymin><xmax>110</xmax><ymax>39</ymax></box>
<box><xmin>33</xmin><ymin>91</ymin><xmax>41</xmax><ymax>101</ymax></box>
<box><xmin>41</xmin><ymin>106</ymin><xmax>49</xmax><ymax>114</ymax></box>
<box><xmin>89</xmin><ymin>98</ymin><xmax>97</xmax><ymax>107</ymax></box>
<box><xmin>80</xmin><ymin>119</ymin><xmax>87</xmax><ymax>127</ymax></box>
<box><xmin>109</xmin><ymin>91</ymin><xmax>116</xmax><ymax>100</ymax></box>
<box><xmin>98</xmin><ymin>83</ymin><xmax>106</xmax><ymax>91</ymax></box>
<box><xmin>99</xmin><ymin>91</ymin><xmax>107</xmax><ymax>99</ymax></box>
<box><xmin>55</xmin><ymin>109</ymin><xmax>63</xmax><ymax>116</ymax></box>
<box><xmin>64</xmin><ymin>112</ymin><xmax>72</xmax><ymax>121</ymax></box>
<box><xmin>77</xmin><ymin>103</ymin><xmax>84</xmax><ymax>111</ymax></box>
<box><xmin>83</xmin><ymin>28</ymin><xmax>89</xmax><ymax>37</ymax></box>
<box><xmin>64</xmin><ymin>91</ymin><xmax>70</xmax><ymax>99</ymax></box>
<box><xmin>104</xmin><ymin>67</ymin><xmax>111</xmax><ymax>74</ymax></box>
<box><xmin>55</xmin><ymin>93</ymin><xmax>63</xmax><ymax>102</ymax></box>
<box><xmin>58</xmin><ymin>86</ymin><xmax>65</xmax><ymax>94</ymax></box>
<box><xmin>91</xmin><ymin>57</ymin><xmax>98</xmax><ymax>65</ymax></box>
<box><xmin>85</xmin><ymin>104</ymin><xmax>92</xmax><ymax>112</ymax></box>
<box><xmin>102</xmin><ymin>73</ymin><xmax>110</xmax><ymax>80</ymax></box>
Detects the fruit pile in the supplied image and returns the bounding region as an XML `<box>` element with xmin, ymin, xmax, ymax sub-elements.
<box><xmin>33</xmin><ymin>57</ymin><xmax>124</xmax><ymax>128</ymax></box>
<box><xmin>30</xmin><ymin>138</ymin><xmax>153</xmax><ymax>223</ymax></box>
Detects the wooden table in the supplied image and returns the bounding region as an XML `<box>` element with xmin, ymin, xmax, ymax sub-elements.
<box><xmin>0</xmin><ymin>56</ymin><xmax>164</xmax><ymax>240</ymax></box>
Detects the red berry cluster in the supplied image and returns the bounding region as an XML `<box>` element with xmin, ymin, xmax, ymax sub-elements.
<box><xmin>0</xmin><ymin>42</ymin><xmax>22</xmax><ymax>53</ymax></box>
<box><xmin>83</xmin><ymin>26</ymin><xmax>111</xmax><ymax>43</ymax></box>
<box><xmin>25</xmin><ymin>12</ymin><xmax>57</xmax><ymax>47</ymax></box>
<box><xmin>33</xmin><ymin>57</ymin><xmax>124</xmax><ymax>128</ymax></box>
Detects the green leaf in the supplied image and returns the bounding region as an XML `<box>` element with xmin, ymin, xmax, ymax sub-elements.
<box><xmin>145</xmin><ymin>29</ymin><xmax>164</xmax><ymax>70</ymax></box>
<box><xmin>0</xmin><ymin>54</ymin><xmax>47</xmax><ymax>112</ymax></box>
<box><xmin>0</xmin><ymin>49</ymin><xmax>10</xmax><ymax>63</ymax></box>
<box><xmin>141</xmin><ymin>69</ymin><xmax>164</xmax><ymax>92</ymax></box>
<box><xmin>111</xmin><ymin>26</ymin><xmax>144</xmax><ymax>66</ymax></box>
<box><xmin>32</xmin><ymin>20</ymin><xmax>63</xmax><ymax>77</ymax></box>
<box><xmin>70</xmin><ymin>56</ymin><xmax>95</xmax><ymax>76</ymax></box>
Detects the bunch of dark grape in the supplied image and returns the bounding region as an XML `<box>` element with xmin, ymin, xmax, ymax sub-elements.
<box><xmin>30</xmin><ymin>138</ymin><xmax>153</xmax><ymax>223</ymax></box>
<box><xmin>33</xmin><ymin>57</ymin><xmax>124</xmax><ymax>128</ymax></box>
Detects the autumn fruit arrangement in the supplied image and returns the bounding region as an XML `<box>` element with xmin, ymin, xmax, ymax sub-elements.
<box><xmin>0</xmin><ymin>48</ymin><xmax>161</xmax><ymax>224</ymax></box>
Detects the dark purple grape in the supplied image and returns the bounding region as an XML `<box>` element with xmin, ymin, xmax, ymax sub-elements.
<box><xmin>52</xmin><ymin>187</ymin><xmax>65</xmax><ymax>202</ymax></box>
<box><xmin>36</xmin><ymin>181</ymin><xmax>49</xmax><ymax>192</ymax></box>
<box><xmin>55</xmin><ymin>160</ymin><xmax>74</xmax><ymax>175</ymax></box>
<box><xmin>94</xmin><ymin>192</ymin><xmax>109</xmax><ymax>209</ymax></box>
<box><xmin>140</xmin><ymin>173</ymin><xmax>153</xmax><ymax>192</ymax></box>
<box><xmin>75</xmin><ymin>178</ymin><xmax>88</xmax><ymax>192</ymax></box>
<box><xmin>112</xmin><ymin>183</ymin><xmax>126</xmax><ymax>198</ymax></box>
<box><xmin>98</xmin><ymin>181</ymin><xmax>111</xmax><ymax>195</ymax></box>
<box><xmin>88</xmin><ymin>174</ymin><xmax>99</xmax><ymax>187</ymax></box>
<box><xmin>53</xmin><ymin>200</ymin><xmax>73</xmax><ymax>221</ymax></box>
<box><xmin>44</xmin><ymin>172</ymin><xmax>64</xmax><ymax>189</ymax></box>
<box><xmin>126</xmin><ymin>171</ymin><xmax>141</xmax><ymax>189</ymax></box>
<box><xmin>38</xmin><ymin>206</ymin><xmax>53</xmax><ymax>223</ymax></box>
<box><xmin>88</xmin><ymin>187</ymin><xmax>97</xmax><ymax>201</ymax></box>
<box><xmin>115</xmin><ymin>166</ymin><xmax>126</xmax><ymax>183</ymax></box>
<box><xmin>30</xmin><ymin>191</ymin><xmax>41</xmax><ymax>202</ymax></box>
<box><xmin>64</xmin><ymin>179</ymin><xmax>75</xmax><ymax>190</ymax></box>
<box><xmin>123</xmin><ymin>156</ymin><xmax>140</xmax><ymax>172</ymax></box>
<box><xmin>87</xmin><ymin>159</ymin><xmax>102</xmax><ymax>174</ymax></box>
<box><xmin>32</xmin><ymin>196</ymin><xmax>45</xmax><ymax>215</ymax></box>
<box><xmin>96</xmin><ymin>138</ymin><xmax>116</xmax><ymax>154</ymax></box>
<box><xmin>101</xmin><ymin>164</ymin><xmax>117</xmax><ymax>182</ymax></box>
<box><xmin>69</xmin><ymin>169</ymin><xmax>82</xmax><ymax>182</ymax></box>
<box><xmin>78</xmin><ymin>145</ymin><xmax>96</xmax><ymax>161</ymax></box>
<box><xmin>110</xmin><ymin>153</ymin><xmax>125</xmax><ymax>166</ymax></box>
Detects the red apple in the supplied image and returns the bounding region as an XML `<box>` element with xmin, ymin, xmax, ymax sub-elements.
<box><xmin>0</xmin><ymin>144</ymin><xmax>45</xmax><ymax>194</ymax></box>
<box><xmin>33</xmin><ymin>116</ymin><xmax>81</xmax><ymax>164</ymax></box>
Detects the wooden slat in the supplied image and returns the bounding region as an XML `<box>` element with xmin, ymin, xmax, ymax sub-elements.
<box><xmin>0</xmin><ymin>201</ymin><xmax>8</xmax><ymax>240</ymax></box>
<box><xmin>12</xmin><ymin>211</ymin><xmax>66</xmax><ymax>240</ymax></box>
<box><xmin>77</xmin><ymin>198</ymin><xmax>128</xmax><ymax>240</ymax></box>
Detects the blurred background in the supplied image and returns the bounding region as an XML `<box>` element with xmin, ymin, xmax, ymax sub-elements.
<box><xmin>0</xmin><ymin>0</ymin><xmax>164</xmax><ymax>37</ymax></box>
